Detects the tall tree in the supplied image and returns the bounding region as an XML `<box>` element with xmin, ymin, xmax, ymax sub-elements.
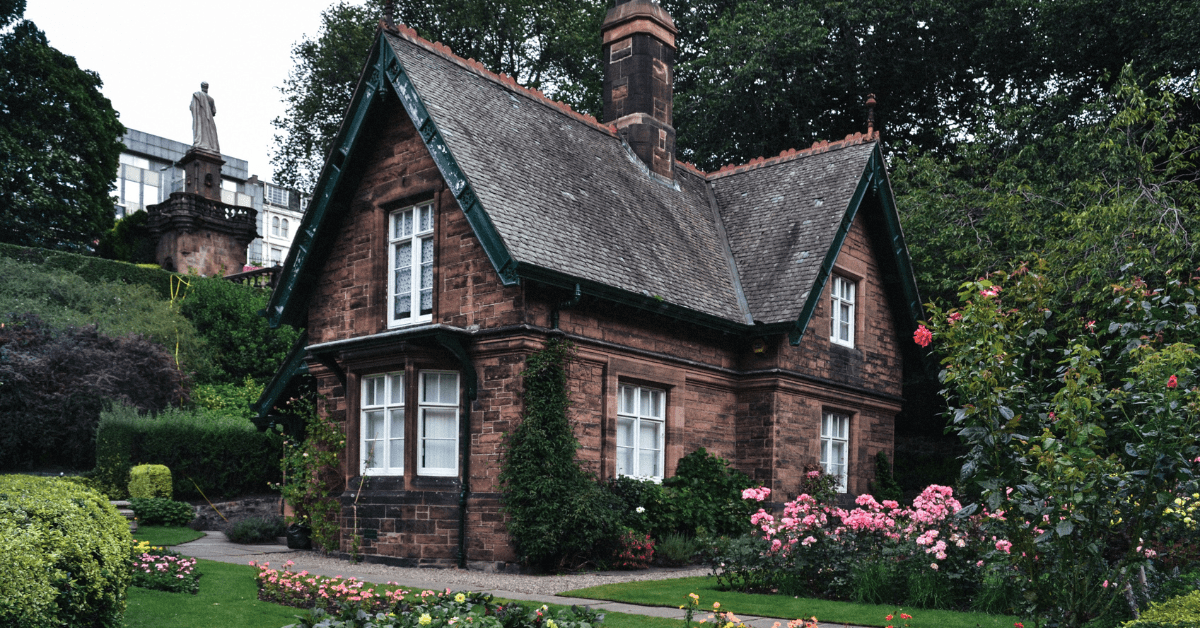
<box><xmin>271</xmin><ymin>0</ymin><xmax>604</xmax><ymax>193</ymax></box>
<box><xmin>0</xmin><ymin>9</ymin><xmax>124</xmax><ymax>252</ymax></box>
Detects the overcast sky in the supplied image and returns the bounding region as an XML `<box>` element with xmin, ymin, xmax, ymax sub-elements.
<box><xmin>25</xmin><ymin>0</ymin><xmax>357</xmax><ymax>183</ymax></box>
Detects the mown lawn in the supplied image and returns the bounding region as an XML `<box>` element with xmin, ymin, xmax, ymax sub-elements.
<box><xmin>562</xmin><ymin>576</ymin><xmax>1022</xmax><ymax>628</ymax></box>
<box><xmin>132</xmin><ymin>525</ymin><xmax>205</xmax><ymax>547</ymax></box>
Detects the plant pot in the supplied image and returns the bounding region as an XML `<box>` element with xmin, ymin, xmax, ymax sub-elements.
<box><xmin>286</xmin><ymin>523</ymin><xmax>312</xmax><ymax>550</ymax></box>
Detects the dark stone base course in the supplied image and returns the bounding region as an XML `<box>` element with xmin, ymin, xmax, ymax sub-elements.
<box><xmin>329</xmin><ymin>552</ymin><xmax>521</xmax><ymax>573</ymax></box>
<box><xmin>191</xmin><ymin>495</ymin><xmax>282</xmax><ymax>531</ymax></box>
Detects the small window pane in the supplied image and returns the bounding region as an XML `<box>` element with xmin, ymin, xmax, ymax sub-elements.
<box><xmin>619</xmin><ymin>386</ymin><xmax>635</xmax><ymax>415</ymax></box>
<box><xmin>389</xmin><ymin>408</ymin><xmax>405</xmax><ymax>438</ymax></box>
<box><xmin>639</xmin><ymin>450</ymin><xmax>659</xmax><ymax>478</ymax></box>
<box><xmin>364</xmin><ymin>441</ymin><xmax>378</xmax><ymax>469</ymax></box>
<box><xmin>617</xmin><ymin>446</ymin><xmax>633</xmax><ymax>476</ymax></box>
<box><xmin>390</xmin><ymin>374</ymin><xmax>404</xmax><ymax>404</ymax></box>
<box><xmin>423</xmin><ymin>439</ymin><xmax>455</xmax><ymax>469</ymax></box>
<box><xmin>365</xmin><ymin>410</ymin><xmax>384</xmax><ymax>439</ymax></box>
<box><xmin>639</xmin><ymin>421</ymin><xmax>660</xmax><ymax>450</ymax></box>
<box><xmin>438</xmin><ymin>373</ymin><xmax>457</xmax><ymax>405</ymax></box>
<box><xmin>418</xmin><ymin>205</ymin><xmax>432</xmax><ymax>232</ymax></box>
<box><xmin>423</xmin><ymin>408</ymin><xmax>456</xmax><ymax>438</ymax></box>
<box><xmin>389</xmin><ymin>438</ymin><xmax>404</xmax><ymax>469</ymax></box>
<box><xmin>364</xmin><ymin>377</ymin><xmax>377</xmax><ymax>406</ymax></box>
<box><xmin>617</xmin><ymin>417</ymin><xmax>634</xmax><ymax>447</ymax></box>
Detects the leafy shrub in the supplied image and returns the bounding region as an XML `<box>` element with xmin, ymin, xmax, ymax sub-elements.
<box><xmin>500</xmin><ymin>340</ymin><xmax>621</xmax><ymax>570</ymax></box>
<box><xmin>661</xmin><ymin>447</ymin><xmax>755</xmax><ymax>538</ymax></box>
<box><xmin>656</xmin><ymin>532</ymin><xmax>700</xmax><ymax>566</ymax></box>
<box><xmin>130</xmin><ymin>541</ymin><xmax>200</xmax><ymax>594</ymax></box>
<box><xmin>177</xmin><ymin>277</ymin><xmax>301</xmax><ymax>385</ymax></box>
<box><xmin>191</xmin><ymin>376</ymin><xmax>264</xmax><ymax>419</ymax></box>
<box><xmin>226</xmin><ymin>516</ymin><xmax>286</xmax><ymax>544</ymax></box>
<box><xmin>1125</xmin><ymin>590</ymin><xmax>1200</xmax><ymax>627</ymax></box>
<box><xmin>129</xmin><ymin>464</ymin><xmax>172</xmax><ymax>498</ymax></box>
<box><xmin>129</xmin><ymin>497</ymin><xmax>194</xmax><ymax>527</ymax></box>
<box><xmin>0</xmin><ymin>475</ymin><xmax>132</xmax><ymax>628</ymax></box>
<box><xmin>0</xmin><ymin>314</ymin><xmax>188</xmax><ymax>471</ymax></box>
<box><xmin>96</xmin><ymin>211</ymin><xmax>156</xmax><ymax>264</ymax></box>
<box><xmin>94</xmin><ymin>403</ymin><xmax>281</xmax><ymax>500</ymax></box>
<box><xmin>605</xmin><ymin>475</ymin><xmax>675</xmax><ymax>538</ymax></box>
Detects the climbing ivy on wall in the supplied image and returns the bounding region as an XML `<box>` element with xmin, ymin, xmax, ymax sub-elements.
<box><xmin>499</xmin><ymin>339</ymin><xmax>621</xmax><ymax>570</ymax></box>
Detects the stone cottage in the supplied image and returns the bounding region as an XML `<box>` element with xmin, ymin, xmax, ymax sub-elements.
<box><xmin>256</xmin><ymin>0</ymin><xmax>923</xmax><ymax>570</ymax></box>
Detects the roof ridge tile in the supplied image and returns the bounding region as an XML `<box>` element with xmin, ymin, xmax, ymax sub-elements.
<box><xmin>706</xmin><ymin>131</ymin><xmax>879</xmax><ymax>180</ymax></box>
<box><xmin>381</xmin><ymin>20</ymin><xmax>616</xmax><ymax>137</ymax></box>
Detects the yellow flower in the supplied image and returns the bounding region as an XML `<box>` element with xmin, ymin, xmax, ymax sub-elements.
<box><xmin>419</xmin><ymin>614</ymin><xmax>432</xmax><ymax>625</ymax></box>
<box><xmin>455</xmin><ymin>593</ymin><xmax>466</xmax><ymax>603</ymax></box>
<box><xmin>547</xmin><ymin>621</ymin><xmax>558</xmax><ymax>628</ymax></box>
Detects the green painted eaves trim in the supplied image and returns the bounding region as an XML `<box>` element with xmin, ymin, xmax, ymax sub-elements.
<box><xmin>787</xmin><ymin>145</ymin><xmax>923</xmax><ymax>345</ymax></box>
<box><xmin>265</xmin><ymin>31</ymin><xmax>518</xmax><ymax>329</ymax></box>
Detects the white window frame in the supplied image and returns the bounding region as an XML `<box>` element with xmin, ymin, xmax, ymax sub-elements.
<box><xmin>821</xmin><ymin>411</ymin><xmax>850</xmax><ymax>493</ymax></box>
<box><xmin>387</xmin><ymin>203</ymin><xmax>435</xmax><ymax>327</ymax></box>
<box><xmin>418</xmin><ymin>371</ymin><xmax>459</xmax><ymax>476</ymax></box>
<box><xmin>616</xmin><ymin>384</ymin><xmax>666</xmax><ymax>480</ymax></box>
<box><xmin>271</xmin><ymin>216</ymin><xmax>280</xmax><ymax>236</ymax></box>
<box><xmin>361</xmin><ymin>373</ymin><xmax>405</xmax><ymax>476</ymax></box>
<box><xmin>280</xmin><ymin>218</ymin><xmax>290</xmax><ymax>239</ymax></box>
<box><xmin>830</xmin><ymin>275</ymin><xmax>856</xmax><ymax>348</ymax></box>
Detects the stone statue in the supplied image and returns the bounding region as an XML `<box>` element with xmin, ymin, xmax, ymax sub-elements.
<box><xmin>190</xmin><ymin>82</ymin><xmax>219</xmax><ymax>153</ymax></box>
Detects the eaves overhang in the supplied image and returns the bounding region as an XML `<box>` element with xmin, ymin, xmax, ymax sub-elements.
<box><xmin>786</xmin><ymin>144</ymin><xmax>923</xmax><ymax>345</ymax></box>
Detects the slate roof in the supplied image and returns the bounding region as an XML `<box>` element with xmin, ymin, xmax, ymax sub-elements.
<box><xmin>712</xmin><ymin>142</ymin><xmax>876</xmax><ymax>323</ymax></box>
<box><xmin>384</xmin><ymin>30</ymin><xmax>878</xmax><ymax>326</ymax></box>
<box><xmin>266</xmin><ymin>23</ymin><xmax>916</xmax><ymax>335</ymax></box>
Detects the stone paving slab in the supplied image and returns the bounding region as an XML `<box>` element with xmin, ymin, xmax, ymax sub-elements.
<box><xmin>175</xmin><ymin>533</ymin><xmax>865</xmax><ymax>628</ymax></box>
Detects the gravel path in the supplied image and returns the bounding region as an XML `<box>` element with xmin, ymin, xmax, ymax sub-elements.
<box><xmin>251</xmin><ymin>549</ymin><xmax>711</xmax><ymax>595</ymax></box>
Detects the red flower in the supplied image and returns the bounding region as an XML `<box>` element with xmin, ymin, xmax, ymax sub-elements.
<box><xmin>1015</xmin><ymin>623</ymin><xmax>1024</xmax><ymax>628</ymax></box>
<box><xmin>913</xmin><ymin>325</ymin><xmax>932</xmax><ymax>348</ymax></box>
<box><xmin>1168</xmin><ymin>375</ymin><xmax>1178</xmax><ymax>388</ymax></box>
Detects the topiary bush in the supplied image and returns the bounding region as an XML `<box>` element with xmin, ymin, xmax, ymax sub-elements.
<box><xmin>129</xmin><ymin>498</ymin><xmax>194</xmax><ymax>527</ymax></box>
<box><xmin>94</xmin><ymin>403</ymin><xmax>281</xmax><ymax>500</ymax></box>
<box><xmin>226</xmin><ymin>516</ymin><xmax>287</xmax><ymax>544</ymax></box>
<box><xmin>0</xmin><ymin>474</ymin><xmax>132</xmax><ymax>628</ymax></box>
<box><xmin>128</xmin><ymin>464</ymin><xmax>172</xmax><ymax>499</ymax></box>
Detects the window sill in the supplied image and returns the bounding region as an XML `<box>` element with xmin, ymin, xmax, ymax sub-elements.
<box><xmin>411</xmin><ymin>475</ymin><xmax>460</xmax><ymax>489</ymax></box>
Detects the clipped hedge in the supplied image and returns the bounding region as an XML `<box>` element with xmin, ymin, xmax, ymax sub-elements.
<box><xmin>95</xmin><ymin>404</ymin><xmax>281</xmax><ymax>501</ymax></box>
<box><xmin>0</xmin><ymin>474</ymin><xmax>132</xmax><ymax>628</ymax></box>
<box><xmin>129</xmin><ymin>464</ymin><xmax>172</xmax><ymax>499</ymax></box>
<box><xmin>0</xmin><ymin>241</ymin><xmax>174</xmax><ymax>298</ymax></box>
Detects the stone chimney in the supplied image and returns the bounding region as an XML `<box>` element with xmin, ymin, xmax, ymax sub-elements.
<box><xmin>601</xmin><ymin>0</ymin><xmax>677</xmax><ymax>179</ymax></box>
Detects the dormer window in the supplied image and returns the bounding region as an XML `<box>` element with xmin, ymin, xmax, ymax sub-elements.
<box><xmin>388</xmin><ymin>203</ymin><xmax>435</xmax><ymax>327</ymax></box>
<box><xmin>830</xmin><ymin>275</ymin><xmax>855</xmax><ymax>348</ymax></box>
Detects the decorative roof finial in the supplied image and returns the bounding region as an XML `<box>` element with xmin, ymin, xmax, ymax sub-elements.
<box><xmin>866</xmin><ymin>93</ymin><xmax>877</xmax><ymax>138</ymax></box>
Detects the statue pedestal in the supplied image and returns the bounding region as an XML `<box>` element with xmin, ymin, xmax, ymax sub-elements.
<box><xmin>180</xmin><ymin>149</ymin><xmax>224</xmax><ymax>202</ymax></box>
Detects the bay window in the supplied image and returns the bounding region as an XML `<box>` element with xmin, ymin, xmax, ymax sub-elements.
<box><xmin>361</xmin><ymin>373</ymin><xmax>404</xmax><ymax>475</ymax></box>
<box><xmin>418</xmin><ymin>371</ymin><xmax>459</xmax><ymax>476</ymax></box>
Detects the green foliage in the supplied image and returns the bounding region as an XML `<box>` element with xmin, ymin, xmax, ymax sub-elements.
<box><xmin>656</xmin><ymin>532</ymin><xmax>700</xmax><ymax>566</ymax></box>
<box><xmin>605</xmin><ymin>476</ymin><xmax>674</xmax><ymax>539</ymax></box>
<box><xmin>0</xmin><ymin>314</ymin><xmax>188</xmax><ymax>471</ymax></box>
<box><xmin>178</xmin><ymin>276</ymin><xmax>300</xmax><ymax>385</ymax></box>
<box><xmin>94</xmin><ymin>403</ymin><xmax>282</xmax><ymax>501</ymax></box>
<box><xmin>276</xmin><ymin>393</ymin><xmax>344</xmax><ymax>551</ymax></box>
<box><xmin>129</xmin><ymin>464</ymin><xmax>172</xmax><ymax>499</ymax></box>
<box><xmin>500</xmin><ymin>340</ymin><xmax>621</xmax><ymax>570</ymax></box>
<box><xmin>662</xmin><ymin>447</ymin><xmax>755</xmax><ymax>537</ymax></box>
<box><xmin>0</xmin><ymin>13</ymin><xmax>124</xmax><ymax>252</ymax></box>
<box><xmin>1126</xmin><ymin>590</ymin><xmax>1200</xmax><ymax>628</ymax></box>
<box><xmin>869</xmin><ymin>452</ymin><xmax>904</xmax><ymax>503</ymax></box>
<box><xmin>96</xmin><ymin>210</ymin><xmax>156</xmax><ymax>264</ymax></box>
<box><xmin>927</xmin><ymin>264</ymin><xmax>1200</xmax><ymax>626</ymax></box>
<box><xmin>0</xmin><ymin>475</ymin><xmax>132</xmax><ymax>628</ymax></box>
<box><xmin>191</xmin><ymin>377</ymin><xmax>264</xmax><ymax>420</ymax></box>
<box><xmin>129</xmin><ymin>498</ymin><xmax>194</xmax><ymax>527</ymax></box>
<box><xmin>225</xmin><ymin>516</ymin><xmax>286</xmax><ymax>544</ymax></box>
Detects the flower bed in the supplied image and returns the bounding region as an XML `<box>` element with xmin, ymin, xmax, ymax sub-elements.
<box><xmin>250</xmin><ymin>561</ymin><xmax>605</xmax><ymax>628</ymax></box>
<box><xmin>131</xmin><ymin>540</ymin><xmax>201</xmax><ymax>594</ymax></box>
